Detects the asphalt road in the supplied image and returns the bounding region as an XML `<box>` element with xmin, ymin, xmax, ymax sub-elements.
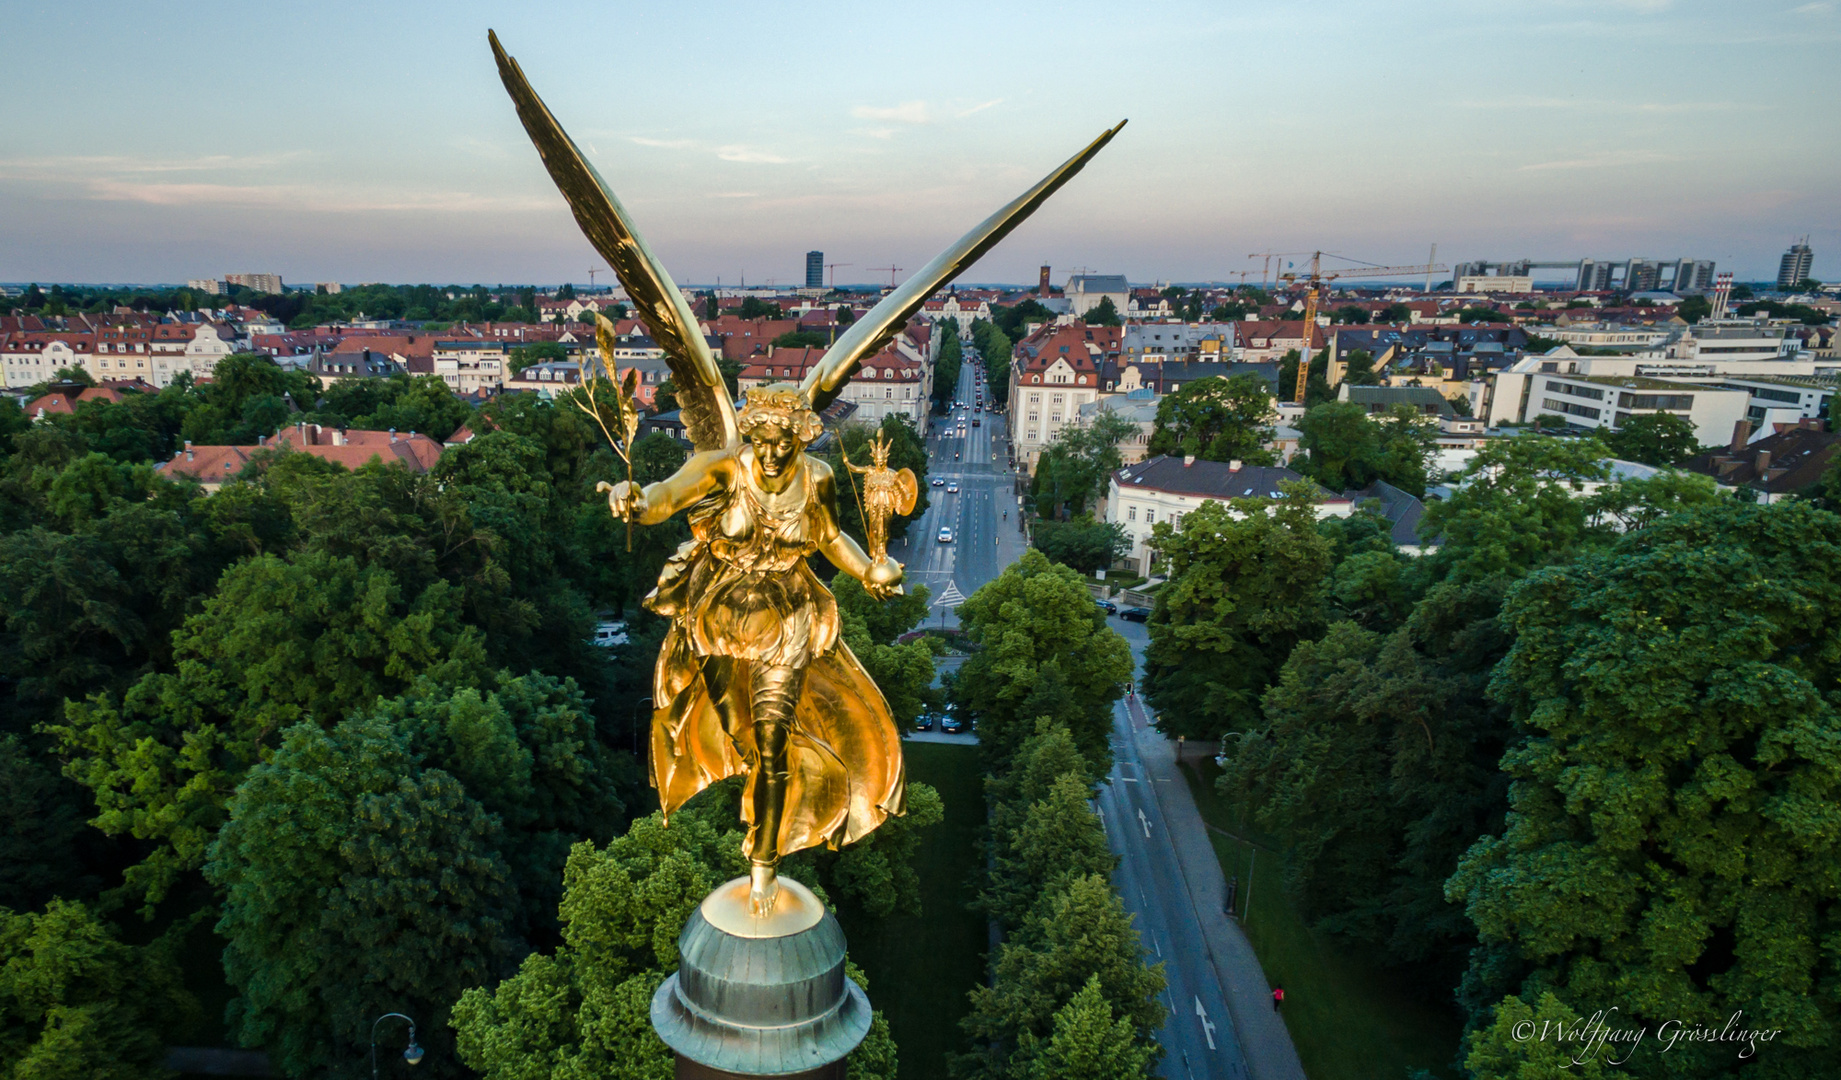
<box><xmin>1099</xmin><ymin>686</ymin><xmax>1251</xmax><ymax>1080</ymax></box>
<box><xmin>897</xmin><ymin>353</ymin><xmax>1268</xmax><ymax>1080</ymax></box>
<box><xmin>901</xmin><ymin>354</ymin><xmax>1027</xmax><ymax>625</ymax></box>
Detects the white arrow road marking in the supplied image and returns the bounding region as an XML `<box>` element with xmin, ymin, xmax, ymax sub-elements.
<box><xmin>1138</xmin><ymin>808</ymin><xmax>1152</xmax><ymax>838</ymax></box>
<box><xmin>1195</xmin><ymin>997</ymin><xmax>1216</xmax><ymax>1051</ymax></box>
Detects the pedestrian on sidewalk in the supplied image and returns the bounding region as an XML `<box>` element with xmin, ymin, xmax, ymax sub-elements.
<box><xmin>1224</xmin><ymin>874</ymin><xmax>1237</xmax><ymax>917</ymax></box>
<box><xmin>1271</xmin><ymin>986</ymin><xmax>1284</xmax><ymax>1013</ymax></box>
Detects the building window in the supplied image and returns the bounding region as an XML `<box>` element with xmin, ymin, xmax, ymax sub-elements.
<box><xmin>1051</xmin><ymin>413</ymin><xmax>1061</xmax><ymax>422</ymax></box>
<box><xmin>1128</xmin><ymin>507</ymin><xmax>1137</xmax><ymax>521</ymax></box>
<box><xmin>1145</xmin><ymin>509</ymin><xmax>1155</xmax><ymax>523</ymax></box>
<box><xmin>1617</xmin><ymin>392</ymin><xmax>1694</xmax><ymax>410</ymax></box>
<box><xmin>1545</xmin><ymin>381</ymin><xmax>1604</xmax><ymax>401</ymax></box>
<box><xmin>1542</xmin><ymin>398</ymin><xmax>1601</xmax><ymax>420</ymax></box>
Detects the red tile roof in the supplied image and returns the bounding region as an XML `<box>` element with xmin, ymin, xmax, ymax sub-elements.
<box><xmin>158</xmin><ymin>423</ymin><xmax>444</xmax><ymax>485</ymax></box>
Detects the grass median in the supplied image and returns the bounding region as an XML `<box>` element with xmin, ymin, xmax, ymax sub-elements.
<box><xmin>837</xmin><ymin>740</ymin><xmax>987</xmax><ymax>1080</ymax></box>
<box><xmin>1179</xmin><ymin>754</ymin><xmax>1463</xmax><ymax>1080</ymax></box>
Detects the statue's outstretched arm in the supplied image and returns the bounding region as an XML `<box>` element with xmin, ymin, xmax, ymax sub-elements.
<box><xmin>604</xmin><ymin>450</ymin><xmax>728</xmax><ymax>525</ymax></box>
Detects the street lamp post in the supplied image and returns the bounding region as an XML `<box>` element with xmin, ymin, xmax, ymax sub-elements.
<box><xmin>371</xmin><ymin>1014</ymin><xmax>424</xmax><ymax>1080</ymax></box>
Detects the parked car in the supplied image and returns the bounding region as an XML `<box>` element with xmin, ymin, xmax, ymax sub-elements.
<box><xmin>913</xmin><ymin>713</ymin><xmax>934</xmax><ymax>732</ymax></box>
<box><xmin>940</xmin><ymin>715</ymin><xmax>964</xmax><ymax>734</ymax></box>
<box><xmin>590</xmin><ymin>620</ymin><xmax>629</xmax><ymax>647</ymax></box>
<box><xmin>946</xmin><ymin>482</ymin><xmax>959</xmax><ymax>493</ymax></box>
<box><xmin>1120</xmin><ymin>606</ymin><xmax>1152</xmax><ymax>622</ymax></box>
<box><xmin>1094</xmin><ymin>599</ymin><xmax>1118</xmax><ymax>615</ymax></box>
<box><xmin>938</xmin><ymin>527</ymin><xmax>954</xmax><ymax>543</ymax></box>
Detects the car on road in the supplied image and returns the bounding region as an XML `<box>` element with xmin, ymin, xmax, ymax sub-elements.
<box><xmin>937</xmin><ymin>526</ymin><xmax>954</xmax><ymax>543</ymax></box>
<box><xmin>940</xmin><ymin>715</ymin><xmax>964</xmax><ymax>734</ymax></box>
<box><xmin>946</xmin><ymin>482</ymin><xmax>959</xmax><ymax>493</ymax></box>
<box><xmin>590</xmin><ymin>620</ymin><xmax>629</xmax><ymax>647</ymax></box>
<box><xmin>1094</xmin><ymin>599</ymin><xmax>1117</xmax><ymax>615</ymax></box>
<box><xmin>1120</xmin><ymin>606</ymin><xmax>1152</xmax><ymax>622</ymax></box>
<box><xmin>931</xmin><ymin>477</ymin><xmax>945</xmax><ymax>487</ymax></box>
<box><xmin>972</xmin><ymin>419</ymin><xmax>981</xmax><ymax>428</ymax></box>
<box><xmin>913</xmin><ymin>713</ymin><xmax>934</xmax><ymax>732</ymax></box>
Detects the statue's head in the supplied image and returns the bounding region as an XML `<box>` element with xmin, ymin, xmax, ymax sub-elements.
<box><xmin>738</xmin><ymin>383</ymin><xmax>824</xmax><ymax>478</ymax></box>
<box><xmin>868</xmin><ymin>431</ymin><xmax>892</xmax><ymax>467</ymax></box>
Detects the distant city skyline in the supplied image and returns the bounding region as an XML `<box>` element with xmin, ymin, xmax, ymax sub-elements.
<box><xmin>2</xmin><ymin>1</ymin><xmax>1835</xmax><ymax>286</ymax></box>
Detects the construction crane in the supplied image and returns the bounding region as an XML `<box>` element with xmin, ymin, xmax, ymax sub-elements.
<box><xmin>825</xmin><ymin>261</ymin><xmax>851</xmax><ymax>289</ymax></box>
<box><xmin>870</xmin><ymin>265</ymin><xmax>903</xmax><ymax>288</ymax></box>
<box><xmin>1279</xmin><ymin>252</ymin><xmax>1448</xmax><ymax>403</ymax></box>
<box><xmin>587</xmin><ymin>266</ymin><xmax>605</xmax><ymax>289</ymax></box>
<box><xmin>1248</xmin><ymin>251</ymin><xmax>1308</xmax><ymax>291</ymax></box>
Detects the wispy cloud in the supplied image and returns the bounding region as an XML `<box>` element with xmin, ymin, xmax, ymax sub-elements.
<box><xmin>848</xmin><ymin>127</ymin><xmax>896</xmax><ymax>140</ymax></box>
<box><xmin>956</xmin><ymin>99</ymin><xmax>1002</xmax><ymax>118</ymax></box>
<box><xmin>713</xmin><ymin>192</ymin><xmax>758</xmax><ymax>199</ymax></box>
<box><xmin>1792</xmin><ymin>1</ymin><xmax>1834</xmax><ymax>13</ymax></box>
<box><xmin>628</xmin><ymin>136</ymin><xmax>695</xmax><ymax>149</ymax></box>
<box><xmin>0</xmin><ymin>152</ymin><xmax>308</xmax><ymax>175</ymax></box>
<box><xmin>714</xmin><ymin>146</ymin><xmax>790</xmax><ymax>164</ymax></box>
<box><xmin>1518</xmin><ymin>149</ymin><xmax>1680</xmax><ymax>171</ymax></box>
<box><xmin>851</xmin><ymin>101</ymin><xmax>930</xmax><ymax>124</ymax></box>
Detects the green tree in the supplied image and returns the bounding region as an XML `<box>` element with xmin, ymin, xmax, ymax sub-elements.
<box><xmin>452</xmin><ymin>812</ymin><xmax>898</xmax><ymax>1080</ymax></box>
<box><xmin>50</xmin><ymin>548</ymin><xmax>489</xmax><ymax>906</ymax></box>
<box><xmin>0</xmin><ymin>900</ymin><xmax>198</xmax><ymax>1080</ymax></box>
<box><xmin>958</xmin><ymin>875</ymin><xmax>1165</xmax><ymax>1080</ymax></box>
<box><xmin>208</xmin><ymin>715</ymin><xmax>523</xmax><ymax>1080</ymax></box>
<box><xmin>1417</xmin><ymin>435</ymin><xmax>1611</xmax><ymax>584</ymax></box>
<box><xmin>1331</xmin><ymin>304</ymin><xmax>1370</xmax><ymax>324</ymax></box>
<box><xmin>1030</xmin><ymin>411</ymin><xmax>1136</xmax><ymax>518</ymax></box>
<box><xmin>1462</xmin><ymin>994</ymin><xmax>1611</xmax><ymax>1080</ymax></box>
<box><xmin>772</xmin><ymin>330</ymin><xmax>829</xmax><ymax>349</ymax></box>
<box><xmin>982</xmin><ymin>772</ymin><xmax>1116</xmax><ymax>928</ymax></box>
<box><xmin>1023</xmin><ymin>975</ymin><xmax>1160</xmax><ymax>1080</ymax></box>
<box><xmin>1296</xmin><ymin>400</ymin><xmax>1437</xmax><ymax>497</ymax></box>
<box><xmin>1146</xmin><ymin>373</ymin><xmax>1277</xmax><ymax>463</ymax></box>
<box><xmin>1081</xmin><ymin>296</ymin><xmax>1122</xmax><ymax>326</ymax></box>
<box><xmin>1677</xmin><ymin>294</ymin><xmax>1711</xmax><ymax>323</ymax></box>
<box><xmin>1030</xmin><ymin>515</ymin><xmax>1129</xmax><ymax>574</ymax></box>
<box><xmin>508</xmin><ymin>340</ymin><xmax>568</xmax><ymax>374</ymax></box>
<box><xmin>0</xmin><ymin>737</ymin><xmax>100</xmax><ymax>910</ymax></box>
<box><xmin>1448</xmin><ymin>500</ymin><xmax>1841</xmax><ymax>1076</ymax></box>
<box><xmin>1599</xmin><ymin>411</ymin><xmax>1701</xmax><ymax>465</ymax></box>
<box><xmin>1141</xmin><ymin>484</ymin><xmax>1333</xmax><ymax>742</ymax></box>
<box><xmin>952</xmin><ymin>551</ymin><xmax>1133</xmax><ymax>769</ymax></box>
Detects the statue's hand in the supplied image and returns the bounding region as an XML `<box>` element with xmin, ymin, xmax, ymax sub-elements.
<box><xmin>598</xmin><ymin>480</ymin><xmax>646</xmax><ymax>521</ymax></box>
<box><xmin>863</xmin><ymin>556</ymin><xmax>904</xmax><ymax>600</ymax></box>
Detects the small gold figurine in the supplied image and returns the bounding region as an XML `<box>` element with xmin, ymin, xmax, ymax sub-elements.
<box><xmin>842</xmin><ymin>431</ymin><xmax>918</xmax><ymax>568</ymax></box>
<box><xmin>490</xmin><ymin>30</ymin><xmax>1122</xmax><ymax>915</ymax></box>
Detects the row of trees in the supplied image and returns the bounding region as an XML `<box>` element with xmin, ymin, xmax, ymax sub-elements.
<box><xmin>1141</xmin><ymin>432</ymin><xmax>1841</xmax><ymax>1076</ymax></box>
<box><xmin>1</xmin><ymin>354</ymin><xmax>946</xmax><ymax>1079</ymax></box>
<box><xmin>934</xmin><ymin>331</ymin><xmax>964</xmax><ymax>411</ymax></box>
<box><xmin>946</xmin><ymin>554</ymin><xmax>1158</xmax><ymax>1079</ymax></box>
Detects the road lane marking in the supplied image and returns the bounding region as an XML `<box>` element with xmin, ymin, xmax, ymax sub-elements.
<box><xmin>1195</xmin><ymin>997</ymin><xmax>1216</xmax><ymax>1050</ymax></box>
<box><xmin>1139</xmin><ymin>808</ymin><xmax>1152</xmax><ymax>838</ymax></box>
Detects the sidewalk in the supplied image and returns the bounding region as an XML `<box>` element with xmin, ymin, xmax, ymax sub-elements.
<box><xmin>1131</xmin><ymin>701</ymin><xmax>1308</xmax><ymax>1080</ymax></box>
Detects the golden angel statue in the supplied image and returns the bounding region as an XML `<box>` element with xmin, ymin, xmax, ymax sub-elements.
<box><xmin>490</xmin><ymin>31</ymin><xmax>1122</xmax><ymax>915</ymax></box>
<box><xmin>844</xmin><ymin>432</ymin><xmax>918</xmax><ymax>566</ymax></box>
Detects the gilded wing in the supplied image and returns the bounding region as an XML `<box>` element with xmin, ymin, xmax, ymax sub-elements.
<box><xmin>801</xmin><ymin>120</ymin><xmax>1127</xmax><ymax>412</ymax></box>
<box><xmin>490</xmin><ymin>31</ymin><xmax>738</xmax><ymax>452</ymax></box>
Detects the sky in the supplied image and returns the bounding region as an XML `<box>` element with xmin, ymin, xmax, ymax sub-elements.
<box><xmin>1</xmin><ymin>0</ymin><xmax>1836</xmax><ymax>287</ymax></box>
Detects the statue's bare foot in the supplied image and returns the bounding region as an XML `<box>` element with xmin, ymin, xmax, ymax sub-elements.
<box><xmin>748</xmin><ymin>862</ymin><xmax>780</xmax><ymax>917</ymax></box>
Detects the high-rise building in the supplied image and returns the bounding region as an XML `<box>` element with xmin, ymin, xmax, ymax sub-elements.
<box><xmin>1777</xmin><ymin>239</ymin><xmax>1814</xmax><ymax>290</ymax></box>
<box><xmin>226</xmin><ymin>272</ymin><xmax>284</xmax><ymax>294</ymax></box>
<box><xmin>806</xmin><ymin>251</ymin><xmax>824</xmax><ymax>289</ymax></box>
<box><xmin>186</xmin><ymin>278</ymin><xmax>225</xmax><ymax>295</ymax></box>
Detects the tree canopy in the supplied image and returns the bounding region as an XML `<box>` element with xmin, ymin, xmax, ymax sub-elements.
<box><xmin>1146</xmin><ymin>373</ymin><xmax>1277</xmax><ymax>464</ymax></box>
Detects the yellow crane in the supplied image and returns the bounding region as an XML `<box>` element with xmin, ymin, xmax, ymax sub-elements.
<box><xmin>1279</xmin><ymin>252</ymin><xmax>1447</xmax><ymax>403</ymax></box>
